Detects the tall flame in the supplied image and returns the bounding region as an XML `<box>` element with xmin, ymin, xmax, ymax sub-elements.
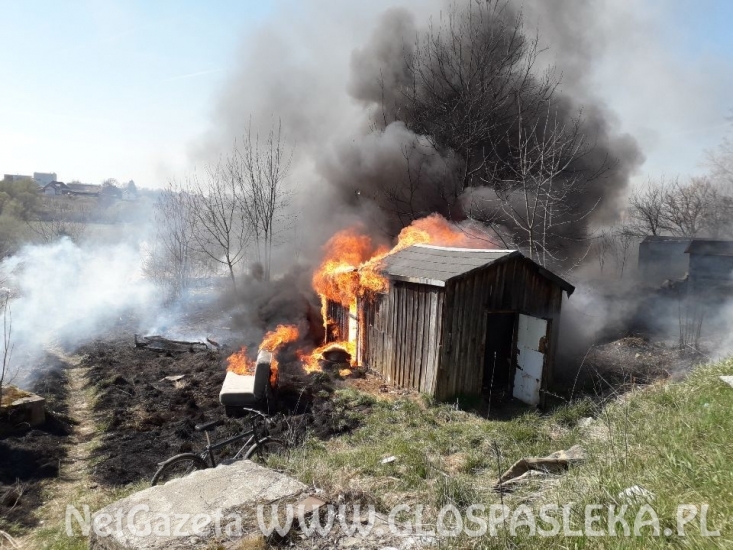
<box><xmin>226</xmin><ymin>214</ymin><xmax>494</xmax><ymax>380</ymax></box>
<box><xmin>311</xmin><ymin>227</ymin><xmax>389</xmax><ymax>311</ymax></box>
<box><xmin>306</xmin><ymin>213</ymin><xmax>495</xmax><ymax>370</ymax></box>
<box><xmin>226</xmin><ymin>324</ymin><xmax>301</xmax><ymax>387</ymax></box>
<box><xmin>260</xmin><ymin>324</ymin><xmax>300</xmax><ymax>352</ymax></box>
<box><xmin>226</xmin><ymin>346</ymin><xmax>255</xmax><ymax>376</ymax></box>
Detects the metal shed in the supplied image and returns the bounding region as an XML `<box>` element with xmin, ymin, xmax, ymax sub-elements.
<box><xmin>355</xmin><ymin>245</ymin><xmax>574</xmax><ymax>406</ymax></box>
<box><xmin>638</xmin><ymin>236</ymin><xmax>693</xmax><ymax>285</ymax></box>
<box><xmin>685</xmin><ymin>239</ymin><xmax>733</xmax><ymax>297</ymax></box>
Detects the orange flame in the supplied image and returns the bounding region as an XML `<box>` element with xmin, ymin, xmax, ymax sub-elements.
<box><xmin>226</xmin><ymin>346</ymin><xmax>255</xmax><ymax>376</ymax></box>
<box><xmin>297</xmin><ymin>341</ymin><xmax>355</xmax><ymax>373</ymax></box>
<box><xmin>259</xmin><ymin>324</ymin><xmax>300</xmax><ymax>387</ymax></box>
<box><xmin>226</xmin><ymin>216</ymin><xmax>491</xmax><ymax>377</ymax></box>
<box><xmin>311</xmin><ymin>228</ymin><xmax>389</xmax><ymax>310</ymax></box>
<box><xmin>226</xmin><ymin>324</ymin><xmax>300</xmax><ymax>387</ymax></box>
<box><xmin>300</xmin><ymin>214</ymin><xmax>495</xmax><ymax>375</ymax></box>
<box><xmin>313</xmin><ymin>214</ymin><xmax>491</xmax><ymax>309</ymax></box>
<box><xmin>260</xmin><ymin>324</ymin><xmax>300</xmax><ymax>352</ymax></box>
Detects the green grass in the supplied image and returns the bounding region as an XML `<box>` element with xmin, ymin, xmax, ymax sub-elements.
<box><xmin>29</xmin><ymin>482</ymin><xmax>147</xmax><ymax>550</ymax></box>
<box><xmin>282</xmin><ymin>359</ymin><xmax>733</xmax><ymax>548</ymax></box>
<box><xmin>18</xmin><ymin>359</ymin><xmax>733</xmax><ymax>548</ymax></box>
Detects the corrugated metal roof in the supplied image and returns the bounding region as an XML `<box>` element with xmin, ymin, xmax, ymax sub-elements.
<box><xmin>640</xmin><ymin>235</ymin><xmax>693</xmax><ymax>244</ymax></box>
<box><xmin>378</xmin><ymin>245</ymin><xmax>518</xmax><ymax>287</ymax></box>
<box><xmin>685</xmin><ymin>239</ymin><xmax>733</xmax><ymax>257</ymax></box>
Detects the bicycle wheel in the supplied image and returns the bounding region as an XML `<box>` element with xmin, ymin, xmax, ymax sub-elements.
<box><xmin>151</xmin><ymin>453</ymin><xmax>208</xmax><ymax>486</ymax></box>
<box><xmin>244</xmin><ymin>438</ymin><xmax>289</xmax><ymax>467</ymax></box>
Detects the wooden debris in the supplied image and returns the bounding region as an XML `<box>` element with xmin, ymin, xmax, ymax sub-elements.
<box><xmin>134</xmin><ymin>334</ymin><xmax>210</xmax><ymax>353</ymax></box>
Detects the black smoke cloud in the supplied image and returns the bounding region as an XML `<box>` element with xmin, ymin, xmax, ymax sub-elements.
<box><xmin>196</xmin><ymin>1</ymin><xmax>643</xmax><ymax>258</ymax></box>
<box><xmin>334</xmin><ymin>1</ymin><xmax>644</xmax><ymax>244</ymax></box>
<box><xmin>192</xmin><ymin>0</ymin><xmax>645</xmax><ymax>339</ymax></box>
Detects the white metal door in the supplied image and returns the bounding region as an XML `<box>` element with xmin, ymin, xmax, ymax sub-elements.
<box><xmin>513</xmin><ymin>314</ymin><xmax>547</xmax><ymax>406</ymax></box>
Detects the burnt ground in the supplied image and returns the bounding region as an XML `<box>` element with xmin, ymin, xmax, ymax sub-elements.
<box><xmin>571</xmin><ymin>336</ymin><xmax>705</xmax><ymax>396</ymax></box>
<box><xmin>80</xmin><ymin>338</ymin><xmax>373</xmax><ymax>487</ymax></box>
<box><xmin>0</xmin><ymin>356</ymin><xmax>75</xmax><ymax>533</ymax></box>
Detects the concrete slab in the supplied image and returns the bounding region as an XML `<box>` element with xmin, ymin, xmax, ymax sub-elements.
<box><xmin>719</xmin><ymin>376</ymin><xmax>733</xmax><ymax>388</ymax></box>
<box><xmin>89</xmin><ymin>460</ymin><xmax>307</xmax><ymax>549</ymax></box>
<box><xmin>0</xmin><ymin>385</ymin><xmax>45</xmax><ymax>434</ymax></box>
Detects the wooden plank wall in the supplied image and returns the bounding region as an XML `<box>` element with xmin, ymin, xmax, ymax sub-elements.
<box><xmin>325</xmin><ymin>300</ymin><xmax>349</xmax><ymax>343</ymax></box>
<box><xmin>435</xmin><ymin>256</ymin><xmax>564</xmax><ymax>401</ymax></box>
<box><xmin>361</xmin><ymin>283</ymin><xmax>444</xmax><ymax>395</ymax></box>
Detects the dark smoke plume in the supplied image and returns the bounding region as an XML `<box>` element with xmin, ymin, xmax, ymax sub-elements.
<box><xmin>327</xmin><ymin>1</ymin><xmax>644</xmax><ymax>258</ymax></box>
<box><xmin>194</xmin><ymin>0</ymin><xmax>646</xmax><ymax>340</ymax></box>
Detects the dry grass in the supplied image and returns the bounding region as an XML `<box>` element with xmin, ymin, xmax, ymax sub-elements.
<box><xmin>15</xmin><ymin>356</ymin><xmax>733</xmax><ymax>548</ymax></box>
<box><xmin>279</xmin><ymin>360</ymin><xmax>733</xmax><ymax>548</ymax></box>
<box><xmin>0</xmin><ymin>386</ymin><xmax>31</xmax><ymax>408</ymax></box>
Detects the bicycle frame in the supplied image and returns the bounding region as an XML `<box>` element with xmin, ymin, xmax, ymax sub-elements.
<box><xmin>199</xmin><ymin>415</ymin><xmax>270</xmax><ymax>467</ymax></box>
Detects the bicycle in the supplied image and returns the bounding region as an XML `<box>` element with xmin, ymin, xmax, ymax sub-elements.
<box><xmin>150</xmin><ymin>408</ymin><xmax>288</xmax><ymax>486</ymax></box>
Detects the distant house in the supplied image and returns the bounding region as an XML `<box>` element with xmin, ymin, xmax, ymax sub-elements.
<box><xmin>42</xmin><ymin>181</ymin><xmax>69</xmax><ymax>196</ymax></box>
<box><xmin>3</xmin><ymin>174</ymin><xmax>33</xmax><ymax>182</ymax></box>
<box><xmin>637</xmin><ymin>236</ymin><xmax>694</xmax><ymax>285</ymax></box>
<box><xmin>100</xmin><ymin>183</ymin><xmax>122</xmax><ymax>199</ymax></box>
<box><xmin>66</xmin><ymin>183</ymin><xmax>101</xmax><ymax>197</ymax></box>
<box><xmin>122</xmin><ymin>180</ymin><xmax>138</xmax><ymax>201</ymax></box>
<box><xmin>685</xmin><ymin>240</ymin><xmax>733</xmax><ymax>297</ymax></box>
<box><xmin>33</xmin><ymin>172</ymin><xmax>57</xmax><ymax>186</ymax></box>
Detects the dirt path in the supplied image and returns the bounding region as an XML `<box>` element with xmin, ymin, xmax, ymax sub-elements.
<box><xmin>16</xmin><ymin>350</ymin><xmax>98</xmax><ymax>548</ymax></box>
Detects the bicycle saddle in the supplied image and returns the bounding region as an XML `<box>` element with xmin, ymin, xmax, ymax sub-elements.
<box><xmin>194</xmin><ymin>419</ymin><xmax>224</xmax><ymax>432</ymax></box>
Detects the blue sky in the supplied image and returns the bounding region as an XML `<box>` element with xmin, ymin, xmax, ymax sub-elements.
<box><xmin>0</xmin><ymin>0</ymin><xmax>273</xmax><ymax>185</ymax></box>
<box><xmin>1</xmin><ymin>0</ymin><xmax>732</xmax><ymax>188</ymax></box>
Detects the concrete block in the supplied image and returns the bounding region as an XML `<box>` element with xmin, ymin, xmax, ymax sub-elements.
<box><xmin>0</xmin><ymin>386</ymin><xmax>45</xmax><ymax>433</ymax></box>
<box><xmin>89</xmin><ymin>460</ymin><xmax>307</xmax><ymax>549</ymax></box>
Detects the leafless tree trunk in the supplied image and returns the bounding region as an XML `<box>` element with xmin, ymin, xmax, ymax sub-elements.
<box><xmin>626</xmin><ymin>177</ymin><xmax>669</xmax><ymax>237</ymax></box>
<box><xmin>625</xmin><ymin>175</ymin><xmax>733</xmax><ymax>238</ymax></box>
<box><xmin>230</xmin><ymin>120</ymin><xmax>293</xmax><ymax>281</ymax></box>
<box><xmin>367</xmin><ymin>0</ymin><xmax>559</xmax><ymax>227</ymax></box>
<box><xmin>146</xmin><ymin>181</ymin><xmax>202</xmax><ymax>296</ymax></box>
<box><xmin>706</xmin><ymin>135</ymin><xmax>733</xmax><ymax>189</ymax></box>
<box><xmin>0</xmin><ymin>294</ymin><xmax>13</xmax><ymax>401</ymax></box>
<box><xmin>184</xmin><ymin>164</ymin><xmax>250</xmax><ymax>290</ymax></box>
<box><xmin>613</xmin><ymin>229</ymin><xmax>635</xmax><ymax>279</ymax></box>
<box><xmin>468</xmin><ymin>99</ymin><xmax>609</xmax><ymax>266</ymax></box>
<box><xmin>27</xmin><ymin>201</ymin><xmax>89</xmax><ymax>244</ymax></box>
<box><xmin>395</xmin><ymin>0</ymin><xmax>556</xmax><ymax>194</ymax></box>
<box><xmin>662</xmin><ymin>177</ymin><xmax>716</xmax><ymax>237</ymax></box>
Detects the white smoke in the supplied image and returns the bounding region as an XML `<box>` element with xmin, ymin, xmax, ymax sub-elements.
<box><xmin>0</xmin><ymin>238</ymin><xmax>162</xmax><ymax>381</ymax></box>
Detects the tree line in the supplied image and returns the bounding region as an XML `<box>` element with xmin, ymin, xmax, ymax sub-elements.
<box><xmin>147</xmin><ymin>122</ymin><xmax>292</xmax><ymax>294</ymax></box>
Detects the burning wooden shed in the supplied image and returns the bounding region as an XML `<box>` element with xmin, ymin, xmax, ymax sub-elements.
<box><xmin>342</xmin><ymin>245</ymin><xmax>574</xmax><ymax>406</ymax></box>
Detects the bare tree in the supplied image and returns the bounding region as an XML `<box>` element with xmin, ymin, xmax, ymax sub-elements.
<box><xmin>626</xmin><ymin>177</ymin><xmax>670</xmax><ymax>237</ymax></box>
<box><xmin>395</xmin><ymin>1</ymin><xmax>556</xmax><ymax>194</ymax></box>
<box><xmin>662</xmin><ymin>177</ymin><xmax>717</xmax><ymax>237</ymax></box>
<box><xmin>28</xmin><ymin>201</ymin><xmax>88</xmax><ymax>243</ymax></box>
<box><xmin>706</xmin><ymin>135</ymin><xmax>733</xmax><ymax>189</ymax></box>
<box><xmin>625</xmin><ymin>176</ymin><xmax>733</xmax><ymax>238</ymax></box>
<box><xmin>466</xmin><ymin>100</ymin><xmax>609</xmax><ymax>266</ymax></box>
<box><xmin>230</xmin><ymin>121</ymin><xmax>293</xmax><ymax>281</ymax></box>
<box><xmin>0</xmin><ymin>294</ymin><xmax>13</xmax><ymax>402</ymax></box>
<box><xmin>184</xmin><ymin>164</ymin><xmax>250</xmax><ymax>290</ymax></box>
<box><xmin>146</xmin><ymin>181</ymin><xmax>203</xmax><ymax>296</ymax></box>
<box><xmin>364</xmin><ymin>0</ymin><xmax>559</xmax><ymax>227</ymax></box>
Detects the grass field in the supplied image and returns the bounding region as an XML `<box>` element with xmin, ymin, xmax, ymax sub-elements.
<box><xmin>280</xmin><ymin>358</ymin><xmax>733</xmax><ymax>548</ymax></box>
<box><xmin>17</xmin><ymin>358</ymin><xmax>733</xmax><ymax>548</ymax></box>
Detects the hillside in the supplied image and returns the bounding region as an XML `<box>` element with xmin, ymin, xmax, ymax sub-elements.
<box><xmin>5</xmin><ymin>347</ymin><xmax>731</xmax><ymax>548</ymax></box>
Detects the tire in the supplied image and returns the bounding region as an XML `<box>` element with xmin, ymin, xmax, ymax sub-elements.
<box><xmin>244</xmin><ymin>438</ymin><xmax>289</xmax><ymax>467</ymax></box>
<box><xmin>151</xmin><ymin>453</ymin><xmax>208</xmax><ymax>486</ymax></box>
